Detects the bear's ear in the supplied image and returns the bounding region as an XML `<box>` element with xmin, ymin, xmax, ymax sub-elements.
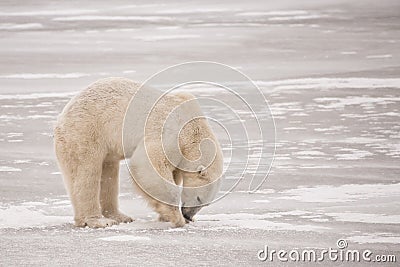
<box><xmin>197</xmin><ymin>165</ymin><xmax>207</xmax><ymax>177</ymax></box>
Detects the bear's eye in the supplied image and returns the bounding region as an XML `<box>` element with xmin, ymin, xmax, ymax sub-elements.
<box><xmin>197</xmin><ymin>165</ymin><xmax>207</xmax><ymax>177</ymax></box>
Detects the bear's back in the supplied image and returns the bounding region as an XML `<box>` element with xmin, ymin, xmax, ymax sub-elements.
<box><xmin>54</xmin><ymin>77</ymin><xmax>141</xmax><ymax>158</ymax></box>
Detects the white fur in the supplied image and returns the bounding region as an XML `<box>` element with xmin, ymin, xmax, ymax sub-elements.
<box><xmin>54</xmin><ymin>77</ymin><xmax>223</xmax><ymax>228</ymax></box>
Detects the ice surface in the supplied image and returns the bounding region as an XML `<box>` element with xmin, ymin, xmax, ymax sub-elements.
<box><xmin>197</xmin><ymin>213</ymin><xmax>330</xmax><ymax>231</ymax></box>
<box><xmin>279</xmin><ymin>183</ymin><xmax>400</xmax><ymax>203</ymax></box>
<box><xmin>0</xmin><ymin>0</ymin><xmax>399</xmax><ymax>265</ymax></box>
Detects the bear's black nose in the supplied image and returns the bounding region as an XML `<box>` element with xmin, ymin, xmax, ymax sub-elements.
<box><xmin>181</xmin><ymin>205</ymin><xmax>202</xmax><ymax>223</ymax></box>
<box><xmin>182</xmin><ymin>212</ymin><xmax>193</xmax><ymax>222</ymax></box>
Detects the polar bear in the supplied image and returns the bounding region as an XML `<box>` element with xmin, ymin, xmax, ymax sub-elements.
<box><xmin>54</xmin><ymin>77</ymin><xmax>223</xmax><ymax>228</ymax></box>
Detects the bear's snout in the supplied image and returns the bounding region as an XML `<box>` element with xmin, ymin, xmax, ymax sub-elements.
<box><xmin>181</xmin><ymin>206</ymin><xmax>201</xmax><ymax>223</ymax></box>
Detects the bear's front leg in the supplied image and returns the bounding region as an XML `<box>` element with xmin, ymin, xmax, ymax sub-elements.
<box><xmin>129</xmin><ymin>140</ymin><xmax>186</xmax><ymax>227</ymax></box>
<box><xmin>155</xmin><ymin>203</ymin><xmax>186</xmax><ymax>227</ymax></box>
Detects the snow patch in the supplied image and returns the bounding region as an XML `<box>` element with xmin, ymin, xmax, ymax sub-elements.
<box><xmin>155</xmin><ymin>8</ymin><xmax>232</xmax><ymax>14</ymax></box>
<box><xmin>344</xmin><ymin>137</ymin><xmax>386</xmax><ymax>144</ymax></box>
<box><xmin>0</xmin><ymin>91</ymin><xmax>77</xmax><ymax>100</ymax></box>
<box><xmin>236</xmin><ymin>10</ymin><xmax>308</xmax><ymax>16</ymax></box>
<box><xmin>340</xmin><ymin>51</ymin><xmax>357</xmax><ymax>55</ymax></box>
<box><xmin>335</xmin><ymin>148</ymin><xmax>373</xmax><ymax>160</ymax></box>
<box><xmin>252</xmin><ymin>200</ymin><xmax>270</xmax><ymax>203</ymax></box>
<box><xmin>163</xmin><ymin>228</ymin><xmax>187</xmax><ymax>232</ymax></box>
<box><xmin>328</xmin><ymin>213</ymin><xmax>400</xmax><ymax>224</ymax></box>
<box><xmin>279</xmin><ymin>183</ymin><xmax>400</xmax><ymax>203</ymax></box>
<box><xmin>0</xmin><ymin>73</ymin><xmax>91</xmax><ymax>79</ymax></box>
<box><xmin>294</xmin><ymin>151</ymin><xmax>326</xmax><ymax>156</ymax></box>
<box><xmin>0</xmin><ymin>23</ymin><xmax>43</xmax><ymax>30</ymax></box>
<box><xmin>257</xmin><ymin>78</ymin><xmax>400</xmax><ymax>91</ymax></box>
<box><xmin>22</xmin><ymin>201</ymin><xmax>48</xmax><ymax>206</ymax></box>
<box><xmin>314</xmin><ymin>126</ymin><xmax>346</xmax><ymax>132</ymax></box>
<box><xmin>134</xmin><ymin>34</ymin><xmax>201</xmax><ymax>42</ymax></box>
<box><xmin>348</xmin><ymin>233</ymin><xmax>400</xmax><ymax>244</ymax></box>
<box><xmin>314</xmin><ymin>96</ymin><xmax>400</xmax><ymax>109</ymax></box>
<box><xmin>0</xmin><ymin>9</ymin><xmax>98</xmax><ymax>16</ymax></box>
<box><xmin>0</xmin><ymin>166</ymin><xmax>21</xmax><ymax>172</ymax></box>
<box><xmin>198</xmin><ymin>213</ymin><xmax>329</xmax><ymax>232</ymax></box>
<box><xmin>366</xmin><ymin>54</ymin><xmax>392</xmax><ymax>59</ymax></box>
<box><xmin>0</xmin><ymin>206</ymin><xmax>70</xmax><ymax>228</ymax></box>
<box><xmin>53</xmin><ymin>15</ymin><xmax>174</xmax><ymax>22</ymax></box>
<box><xmin>122</xmin><ymin>70</ymin><xmax>136</xmax><ymax>74</ymax></box>
<box><xmin>99</xmin><ymin>235</ymin><xmax>151</xmax><ymax>242</ymax></box>
<box><xmin>268</xmin><ymin>15</ymin><xmax>326</xmax><ymax>21</ymax></box>
<box><xmin>13</xmin><ymin>159</ymin><xmax>31</xmax><ymax>164</ymax></box>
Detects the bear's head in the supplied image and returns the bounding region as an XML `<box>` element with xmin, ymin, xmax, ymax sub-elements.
<box><xmin>179</xmin><ymin>163</ymin><xmax>223</xmax><ymax>222</ymax></box>
<box><xmin>176</xmin><ymin>117</ymin><xmax>224</xmax><ymax>222</ymax></box>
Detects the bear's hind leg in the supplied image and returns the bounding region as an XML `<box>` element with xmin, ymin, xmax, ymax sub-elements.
<box><xmin>100</xmin><ymin>160</ymin><xmax>133</xmax><ymax>224</ymax></box>
<box><xmin>71</xmin><ymin>162</ymin><xmax>118</xmax><ymax>228</ymax></box>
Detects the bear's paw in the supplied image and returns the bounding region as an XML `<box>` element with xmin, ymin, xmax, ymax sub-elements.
<box><xmin>104</xmin><ymin>212</ymin><xmax>134</xmax><ymax>224</ymax></box>
<box><xmin>76</xmin><ymin>217</ymin><xmax>119</xmax><ymax>228</ymax></box>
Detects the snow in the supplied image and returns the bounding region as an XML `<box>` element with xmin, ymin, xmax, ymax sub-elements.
<box><xmin>348</xmin><ymin>233</ymin><xmax>400</xmax><ymax>244</ymax></box>
<box><xmin>314</xmin><ymin>95</ymin><xmax>400</xmax><ymax>109</ymax></box>
<box><xmin>53</xmin><ymin>16</ymin><xmax>175</xmax><ymax>22</ymax></box>
<box><xmin>366</xmin><ymin>54</ymin><xmax>393</xmax><ymax>59</ymax></box>
<box><xmin>293</xmin><ymin>151</ymin><xmax>326</xmax><ymax>156</ymax></box>
<box><xmin>278</xmin><ymin>183</ymin><xmax>400</xmax><ymax>203</ymax></box>
<box><xmin>0</xmin><ymin>73</ymin><xmax>92</xmax><ymax>79</ymax></box>
<box><xmin>0</xmin><ymin>92</ymin><xmax>77</xmax><ymax>100</ymax></box>
<box><xmin>340</xmin><ymin>51</ymin><xmax>357</xmax><ymax>55</ymax></box>
<box><xmin>0</xmin><ymin>166</ymin><xmax>22</xmax><ymax>172</ymax></box>
<box><xmin>198</xmin><ymin>213</ymin><xmax>329</xmax><ymax>231</ymax></box>
<box><xmin>122</xmin><ymin>70</ymin><xmax>137</xmax><ymax>74</ymax></box>
<box><xmin>0</xmin><ymin>23</ymin><xmax>43</xmax><ymax>30</ymax></box>
<box><xmin>236</xmin><ymin>10</ymin><xmax>308</xmax><ymax>16</ymax></box>
<box><xmin>314</xmin><ymin>126</ymin><xmax>346</xmax><ymax>132</ymax></box>
<box><xmin>0</xmin><ymin>0</ymin><xmax>400</xmax><ymax>264</ymax></box>
<box><xmin>0</xmin><ymin>206</ymin><xmax>71</xmax><ymax>228</ymax></box>
<box><xmin>258</xmin><ymin>78</ymin><xmax>400</xmax><ymax>91</ymax></box>
<box><xmin>223</xmin><ymin>220</ymin><xmax>329</xmax><ymax>231</ymax></box>
<box><xmin>268</xmin><ymin>15</ymin><xmax>326</xmax><ymax>21</ymax></box>
<box><xmin>155</xmin><ymin>8</ymin><xmax>232</xmax><ymax>14</ymax></box>
<box><xmin>327</xmin><ymin>213</ymin><xmax>400</xmax><ymax>224</ymax></box>
<box><xmin>252</xmin><ymin>200</ymin><xmax>270</xmax><ymax>203</ymax></box>
<box><xmin>335</xmin><ymin>148</ymin><xmax>373</xmax><ymax>160</ymax></box>
<box><xmin>343</xmin><ymin>137</ymin><xmax>386</xmax><ymax>144</ymax></box>
<box><xmin>99</xmin><ymin>235</ymin><xmax>151</xmax><ymax>242</ymax></box>
<box><xmin>133</xmin><ymin>34</ymin><xmax>201</xmax><ymax>42</ymax></box>
<box><xmin>13</xmin><ymin>160</ymin><xmax>31</xmax><ymax>164</ymax></box>
<box><xmin>0</xmin><ymin>9</ymin><xmax>98</xmax><ymax>16</ymax></box>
